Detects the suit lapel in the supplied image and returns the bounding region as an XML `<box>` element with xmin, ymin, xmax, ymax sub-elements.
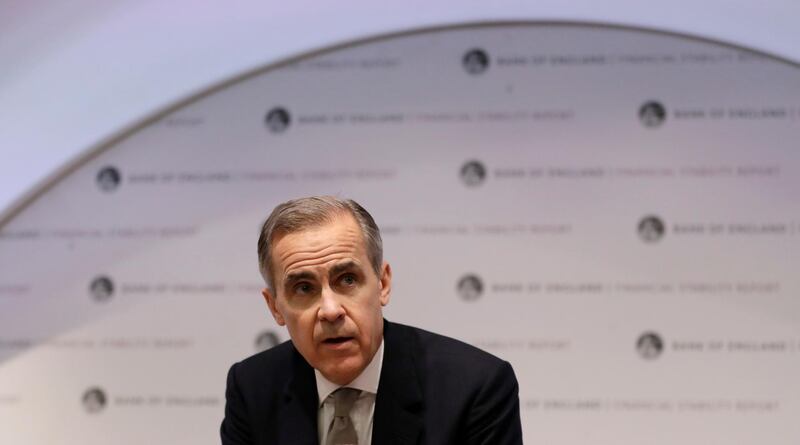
<box><xmin>277</xmin><ymin>347</ymin><xmax>319</xmax><ymax>445</ymax></box>
<box><xmin>372</xmin><ymin>320</ymin><xmax>424</xmax><ymax>445</ymax></box>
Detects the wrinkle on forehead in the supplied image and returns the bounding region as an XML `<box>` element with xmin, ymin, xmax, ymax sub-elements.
<box><xmin>282</xmin><ymin>244</ymin><xmax>362</xmax><ymax>274</ymax></box>
<box><xmin>275</xmin><ymin>223</ymin><xmax>365</xmax><ymax>276</ymax></box>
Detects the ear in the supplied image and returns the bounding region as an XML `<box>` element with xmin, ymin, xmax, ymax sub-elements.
<box><xmin>262</xmin><ymin>288</ymin><xmax>286</xmax><ymax>326</ymax></box>
<box><xmin>378</xmin><ymin>262</ymin><xmax>392</xmax><ymax>306</ymax></box>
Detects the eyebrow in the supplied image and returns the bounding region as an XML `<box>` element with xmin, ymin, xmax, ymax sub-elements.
<box><xmin>329</xmin><ymin>261</ymin><xmax>361</xmax><ymax>278</ymax></box>
<box><xmin>283</xmin><ymin>271</ymin><xmax>316</xmax><ymax>289</ymax></box>
<box><xmin>282</xmin><ymin>260</ymin><xmax>363</xmax><ymax>290</ymax></box>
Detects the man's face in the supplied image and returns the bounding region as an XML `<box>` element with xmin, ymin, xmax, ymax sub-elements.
<box><xmin>262</xmin><ymin>213</ymin><xmax>391</xmax><ymax>385</ymax></box>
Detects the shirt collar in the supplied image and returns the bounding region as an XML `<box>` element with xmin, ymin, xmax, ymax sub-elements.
<box><xmin>315</xmin><ymin>338</ymin><xmax>384</xmax><ymax>407</ymax></box>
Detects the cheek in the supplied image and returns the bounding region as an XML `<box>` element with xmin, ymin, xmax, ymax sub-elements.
<box><xmin>295</xmin><ymin>311</ymin><xmax>320</xmax><ymax>334</ymax></box>
<box><xmin>351</xmin><ymin>298</ymin><xmax>383</xmax><ymax>329</ymax></box>
<box><xmin>280</xmin><ymin>306</ymin><xmax>307</xmax><ymax>330</ymax></box>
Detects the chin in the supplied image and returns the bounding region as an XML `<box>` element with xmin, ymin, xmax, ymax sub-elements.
<box><xmin>324</xmin><ymin>369</ymin><xmax>358</xmax><ymax>385</ymax></box>
<box><xmin>322</xmin><ymin>361</ymin><xmax>364</xmax><ymax>385</ymax></box>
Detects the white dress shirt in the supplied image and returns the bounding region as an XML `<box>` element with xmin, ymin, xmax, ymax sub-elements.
<box><xmin>316</xmin><ymin>340</ymin><xmax>384</xmax><ymax>445</ymax></box>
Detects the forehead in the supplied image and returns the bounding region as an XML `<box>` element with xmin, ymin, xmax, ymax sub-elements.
<box><xmin>271</xmin><ymin>214</ymin><xmax>367</xmax><ymax>273</ymax></box>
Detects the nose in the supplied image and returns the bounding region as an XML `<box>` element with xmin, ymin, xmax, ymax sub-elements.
<box><xmin>317</xmin><ymin>285</ymin><xmax>345</xmax><ymax>322</ymax></box>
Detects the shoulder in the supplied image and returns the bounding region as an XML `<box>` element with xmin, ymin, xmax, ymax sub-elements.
<box><xmin>383</xmin><ymin>320</ymin><xmax>521</xmax><ymax>439</ymax></box>
<box><xmin>222</xmin><ymin>341</ymin><xmax>310</xmax><ymax>443</ymax></box>
<box><xmin>386</xmin><ymin>321</ymin><xmax>512</xmax><ymax>377</ymax></box>
<box><xmin>228</xmin><ymin>340</ymin><xmax>297</xmax><ymax>389</ymax></box>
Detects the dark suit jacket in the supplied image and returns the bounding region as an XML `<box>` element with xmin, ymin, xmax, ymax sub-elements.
<box><xmin>221</xmin><ymin>320</ymin><xmax>522</xmax><ymax>444</ymax></box>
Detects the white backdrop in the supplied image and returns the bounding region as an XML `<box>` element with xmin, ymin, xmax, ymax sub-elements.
<box><xmin>1</xmin><ymin>23</ymin><xmax>799</xmax><ymax>444</ymax></box>
<box><xmin>3</xmin><ymin>1</ymin><xmax>800</xmax><ymax>222</ymax></box>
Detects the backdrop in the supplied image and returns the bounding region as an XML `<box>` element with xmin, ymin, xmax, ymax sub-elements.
<box><xmin>1</xmin><ymin>22</ymin><xmax>799</xmax><ymax>444</ymax></box>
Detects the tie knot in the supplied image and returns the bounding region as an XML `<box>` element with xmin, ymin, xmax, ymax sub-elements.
<box><xmin>332</xmin><ymin>387</ymin><xmax>361</xmax><ymax>417</ymax></box>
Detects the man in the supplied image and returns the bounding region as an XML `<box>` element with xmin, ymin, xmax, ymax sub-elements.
<box><xmin>221</xmin><ymin>196</ymin><xmax>522</xmax><ymax>444</ymax></box>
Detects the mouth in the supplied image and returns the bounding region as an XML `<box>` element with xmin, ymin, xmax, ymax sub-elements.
<box><xmin>323</xmin><ymin>336</ymin><xmax>354</xmax><ymax>345</ymax></box>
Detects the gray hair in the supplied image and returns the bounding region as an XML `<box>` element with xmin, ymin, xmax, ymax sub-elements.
<box><xmin>257</xmin><ymin>196</ymin><xmax>383</xmax><ymax>292</ymax></box>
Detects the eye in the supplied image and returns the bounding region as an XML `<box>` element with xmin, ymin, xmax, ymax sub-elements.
<box><xmin>339</xmin><ymin>273</ymin><xmax>357</xmax><ymax>287</ymax></box>
<box><xmin>293</xmin><ymin>282</ymin><xmax>315</xmax><ymax>295</ymax></box>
